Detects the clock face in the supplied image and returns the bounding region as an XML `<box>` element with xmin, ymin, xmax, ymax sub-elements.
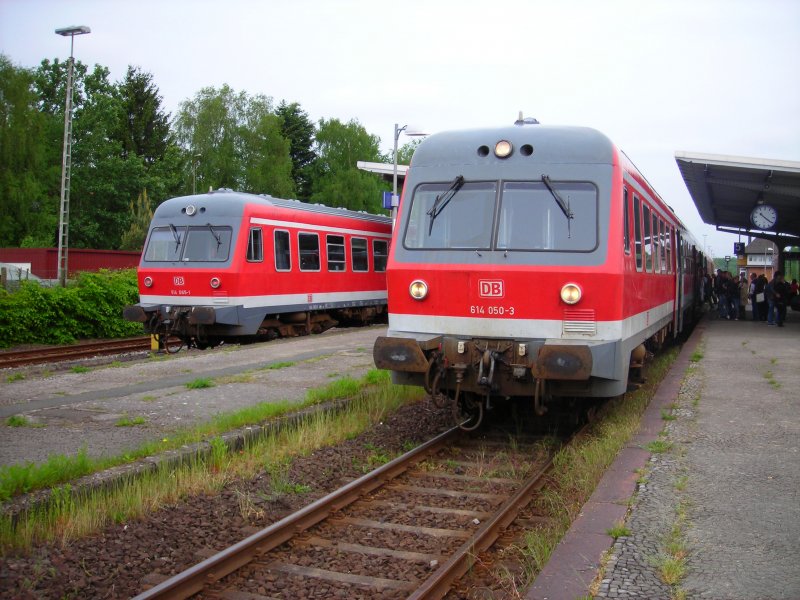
<box><xmin>751</xmin><ymin>204</ymin><xmax>777</xmax><ymax>230</ymax></box>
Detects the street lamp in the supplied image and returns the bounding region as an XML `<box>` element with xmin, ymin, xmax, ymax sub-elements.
<box><xmin>191</xmin><ymin>154</ymin><xmax>201</xmax><ymax>195</ymax></box>
<box><xmin>392</xmin><ymin>123</ymin><xmax>428</xmax><ymax>224</ymax></box>
<box><xmin>55</xmin><ymin>25</ymin><xmax>90</xmax><ymax>286</ymax></box>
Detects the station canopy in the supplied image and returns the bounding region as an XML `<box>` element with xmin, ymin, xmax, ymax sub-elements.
<box><xmin>675</xmin><ymin>151</ymin><xmax>800</xmax><ymax>244</ymax></box>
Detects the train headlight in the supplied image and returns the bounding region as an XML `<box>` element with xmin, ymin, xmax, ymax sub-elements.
<box><xmin>409</xmin><ymin>279</ymin><xmax>428</xmax><ymax>300</ymax></box>
<box><xmin>210</xmin><ymin>276</ymin><xmax>221</xmax><ymax>289</ymax></box>
<box><xmin>494</xmin><ymin>140</ymin><xmax>513</xmax><ymax>158</ymax></box>
<box><xmin>560</xmin><ymin>283</ymin><xmax>582</xmax><ymax>305</ymax></box>
<box><xmin>143</xmin><ymin>276</ymin><xmax>153</xmax><ymax>288</ymax></box>
<box><xmin>185</xmin><ymin>204</ymin><xmax>197</xmax><ymax>216</ymax></box>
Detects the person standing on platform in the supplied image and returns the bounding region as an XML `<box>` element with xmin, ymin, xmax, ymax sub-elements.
<box><xmin>766</xmin><ymin>271</ymin><xmax>787</xmax><ymax>327</ymax></box>
<box><xmin>727</xmin><ymin>274</ymin><xmax>741</xmax><ymax>320</ymax></box>
<box><xmin>738</xmin><ymin>275</ymin><xmax>748</xmax><ymax>320</ymax></box>
<box><xmin>756</xmin><ymin>274</ymin><xmax>769</xmax><ymax>321</ymax></box>
<box><xmin>716</xmin><ymin>270</ymin><xmax>729</xmax><ymax>319</ymax></box>
<box><xmin>749</xmin><ymin>273</ymin><xmax>759</xmax><ymax>321</ymax></box>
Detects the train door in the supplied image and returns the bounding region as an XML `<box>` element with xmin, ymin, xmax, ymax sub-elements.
<box><xmin>675</xmin><ymin>230</ymin><xmax>684</xmax><ymax>334</ymax></box>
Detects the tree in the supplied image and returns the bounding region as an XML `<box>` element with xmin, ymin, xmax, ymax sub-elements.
<box><xmin>310</xmin><ymin>118</ymin><xmax>388</xmax><ymax>213</ymax></box>
<box><xmin>174</xmin><ymin>85</ymin><xmax>294</xmax><ymax>197</ymax></box>
<box><xmin>276</xmin><ymin>101</ymin><xmax>316</xmax><ymax>199</ymax></box>
<box><xmin>0</xmin><ymin>55</ymin><xmax>56</xmax><ymax>247</ymax></box>
<box><xmin>397</xmin><ymin>138</ymin><xmax>423</xmax><ymax>166</ymax></box>
<box><xmin>116</xmin><ymin>66</ymin><xmax>171</xmax><ymax>165</ymax></box>
<box><xmin>119</xmin><ymin>189</ymin><xmax>153</xmax><ymax>251</ymax></box>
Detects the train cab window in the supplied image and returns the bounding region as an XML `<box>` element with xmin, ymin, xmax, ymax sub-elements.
<box><xmin>299</xmin><ymin>233</ymin><xmax>320</xmax><ymax>271</ymax></box>
<box><xmin>326</xmin><ymin>235</ymin><xmax>346</xmax><ymax>271</ymax></box>
<box><xmin>144</xmin><ymin>226</ymin><xmax>185</xmax><ymax>262</ymax></box>
<box><xmin>659</xmin><ymin>221</ymin><xmax>667</xmax><ymax>273</ymax></box>
<box><xmin>351</xmin><ymin>238</ymin><xmax>368</xmax><ymax>271</ymax></box>
<box><xmin>404</xmin><ymin>181</ymin><xmax>497</xmax><ymax>250</ymax></box>
<box><xmin>497</xmin><ymin>181</ymin><xmax>597</xmax><ymax>251</ymax></box>
<box><xmin>643</xmin><ymin>204</ymin><xmax>653</xmax><ymax>272</ymax></box>
<box><xmin>623</xmin><ymin>189</ymin><xmax>630</xmax><ymax>254</ymax></box>
<box><xmin>274</xmin><ymin>230</ymin><xmax>291</xmax><ymax>271</ymax></box>
<box><xmin>182</xmin><ymin>225</ymin><xmax>232</xmax><ymax>262</ymax></box>
<box><xmin>373</xmin><ymin>240</ymin><xmax>388</xmax><ymax>272</ymax></box>
<box><xmin>247</xmin><ymin>227</ymin><xmax>263</xmax><ymax>262</ymax></box>
<box><xmin>633</xmin><ymin>196</ymin><xmax>643</xmax><ymax>270</ymax></box>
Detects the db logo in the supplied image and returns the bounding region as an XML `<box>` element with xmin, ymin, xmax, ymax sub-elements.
<box><xmin>173</xmin><ymin>276</ymin><xmax>185</xmax><ymax>286</ymax></box>
<box><xmin>479</xmin><ymin>279</ymin><xmax>504</xmax><ymax>298</ymax></box>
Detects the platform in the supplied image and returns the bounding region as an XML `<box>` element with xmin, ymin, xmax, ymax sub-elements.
<box><xmin>527</xmin><ymin>311</ymin><xmax>800</xmax><ymax>599</ymax></box>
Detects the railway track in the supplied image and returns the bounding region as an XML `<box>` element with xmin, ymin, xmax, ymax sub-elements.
<box><xmin>0</xmin><ymin>337</ymin><xmax>153</xmax><ymax>369</ymax></box>
<box><xmin>135</xmin><ymin>422</ymin><xmax>582</xmax><ymax>599</ymax></box>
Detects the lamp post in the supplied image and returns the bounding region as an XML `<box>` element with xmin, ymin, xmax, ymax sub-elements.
<box><xmin>391</xmin><ymin>123</ymin><xmax>427</xmax><ymax>225</ymax></box>
<box><xmin>55</xmin><ymin>25</ymin><xmax>90</xmax><ymax>287</ymax></box>
<box><xmin>191</xmin><ymin>154</ymin><xmax>201</xmax><ymax>195</ymax></box>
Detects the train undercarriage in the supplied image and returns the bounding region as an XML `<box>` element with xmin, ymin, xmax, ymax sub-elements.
<box><xmin>124</xmin><ymin>304</ymin><xmax>386</xmax><ymax>353</ymax></box>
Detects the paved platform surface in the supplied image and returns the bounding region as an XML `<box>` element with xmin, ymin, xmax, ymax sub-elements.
<box><xmin>0</xmin><ymin>327</ymin><xmax>384</xmax><ymax>466</ymax></box>
<box><xmin>527</xmin><ymin>313</ymin><xmax>800</xmax><ymax>599</ymax></box>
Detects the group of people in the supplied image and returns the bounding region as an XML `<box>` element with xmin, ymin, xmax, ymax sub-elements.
<box><xmin>701</xmin><ymin>269</ymin><xmax>798</xmax><ymax>327</ymax></box>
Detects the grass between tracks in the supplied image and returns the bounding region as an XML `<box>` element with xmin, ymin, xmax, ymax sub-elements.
<box><xmin>0</xmin><ymin>370</ymin><xmax>424</xmax><ymax>553</ymax></box>
<box><xmin>499</xmin><ymin>346</ymin><xmax>680</xmax><ymax>591</ymax></box>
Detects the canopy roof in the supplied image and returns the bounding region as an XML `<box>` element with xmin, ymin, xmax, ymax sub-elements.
<box><xmin>675</xmin><ymin>151</ymin><xmax>800</xmax><ymax>243</ymax></box>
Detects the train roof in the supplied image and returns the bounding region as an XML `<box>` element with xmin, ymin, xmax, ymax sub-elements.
<box><xmin>152</xmin><ymin>189</ymin><xmax>391</xmax><ymax>224</ymax></box>
<box><xmin>410</xmin><ymin>125</ymin><xmax>616</xmax><ymax>168</ymax></box>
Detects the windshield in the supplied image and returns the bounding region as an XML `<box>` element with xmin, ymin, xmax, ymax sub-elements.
<box><xmin>497</xmin><ymin>181</ymin><xmax>597</xmax><ymax>251</ymax></box>
<box><xmin>404</xmin><ymin>181</ymin><xmax>497</xmax><ymax>249</ymax></box>
<box><xmin>403</xmin><ymin>179</ymin><xmax>598</xmax><ymax>252</ymax></box>
<box><xmin>144</xmin><ymin>225</ymin><xmax>233</xmax><ymax>262</ymax></box>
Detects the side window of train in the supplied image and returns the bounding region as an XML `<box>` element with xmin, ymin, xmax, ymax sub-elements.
<box><xmin>373</xmin><ymin>239</ymin><xmax>388</xmax><ymax>272</ymax></box>
<box><xmin>299</xmin><ymin>233</ymin><xmax>320</xmax><ymax>271</ymax></box>
<box><xmin>623</xmin><ymin>189</ymin><xmax>630</xmax><ymax>254</ymax></box>
<box><xmin>633</xmin><ymin>195</ymin><xmax>642</xmax><ymax>270</ymax></box>
<box><xmin>643</xmin><ymin>204</ymin><xmax>652</xmax><ymax>272</ymax></box>
<box><xmin>660</xmin><ymin>221</ymin><xmax>667</xmax><ymax>273</ymax></box>
<box><xmin>652</xmin><ymin>214</ymin><xmax>660</xmax><ymax>273</ymax></box>
<box><xmin>351</xmin><ymin>237</ymin><xmax>368</xmax><ymax>272</ymax></box>
<box><xmin>274</xmin><ymin>230</ymin><xmax>291</xmax><ymax>271</ymax></box>
<box><xmin>247</xmin><ymin>227</ymin><xmax>263</xmax><ymax>262</ymax></box>
<box><xmin>326</xmin><ymin>235</ymin><xmax>346</xmax><ymax>271</ymax></box>
<box><xmin>666</xmin><ymin>227</ymin><xmax>673</xmax><ymax>274</ymax></box>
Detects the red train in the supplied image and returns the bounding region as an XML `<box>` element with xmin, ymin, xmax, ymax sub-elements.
<box><xmin>124</xmin><ymin>190</ymin><xmax>391</xmax><ymax>350</ymax></box>
<box><xmin>374</xmin><ymin>124</ymin><xmax>708</xmax><ymax>428</ymax></box>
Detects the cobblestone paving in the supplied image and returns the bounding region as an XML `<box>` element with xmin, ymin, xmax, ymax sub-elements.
<box><xmin>595</xmin><ymin>362</ymin><xmax>699</xmax><ymax>599</ymax></box>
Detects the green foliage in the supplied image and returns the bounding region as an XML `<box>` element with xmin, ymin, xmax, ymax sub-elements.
<box><xmin>115</xmin><ymin>415</ymin><xmax>146</xmax><ymax>427</ymax></box>
<box><xmin>0</xmin><ymin>269</ymin><xmax>142</xmax><ymax>348</ymax></box>
<box><xmin>0</xmin><ymin>55</ymin><xmax>57</xmax><ymax>247</ymax></box>
<box><xmin>174</xmin><ymin>85</ymin><xmax>295</xmax><ymax>197</ymax></box>
<box><xmin>186</xmin><ymin>377</ymin><xmax>215</xmax><ymax>389</ymax></box>
<box><xmin>119</xmin><ymin>188</ymin><xmax>154</xmax><ymax>251</ymax></box>
<box><xmin>310</xmin><ymin>117</ymin><xmax>389</xmax><ymax>213</ymax></box>
<box><xmin>0</xmin><ymin>448</ymin><xmax>93</xmax><ymax>501</ymax></box>
<box><xmin>276</xmin><ymin>100</ymin><xmax>317</xmax><ymax>199</ymax></box>
<box><xmin>6</xmin><ymin>415</ymin><xmax>30</xmax><ymax>427</ymax></box>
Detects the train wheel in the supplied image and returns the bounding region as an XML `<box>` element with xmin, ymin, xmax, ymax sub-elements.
<box><xmin>452</xmin><ymin>392</ymin><xmax>484</xmax><ymax>431</ymax></box>
<box><xmin>160</xmin><ymin>334</ymin><xmax>184</xmax><ymax>354</ymax></box>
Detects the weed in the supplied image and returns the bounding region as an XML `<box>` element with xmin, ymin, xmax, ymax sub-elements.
<box><xmin>109</xmin><ymin>361</ymin><xmax>123</xmax><ymax>368</ymax></box>
<box><xmin>606</xmin><ymin>522</ymin><xmax>631</xmax><ymax>539</ymax></box>
<box><xmin>645</xmin><ymin>440</ymin><xmax>672</xmax><ymax>454</ymax></box>
<box><xmin>6</xmin><ymin>415</ymin><xmax>30</xmax><ymax>427</ymax></box>
<box><xmin>115</xmin><ymin>416</ymin><xmax>146</xmax><ymax>427</ymax></box>
<box><xmin>215</xmin><ymin>373</ymin><xmax>255</xmax><ymax>384</ymax></box>
<box><xmin>689</xmin><ymin>350</ymin><xmax>703</xmax><ymax>363</ymax></box>
<box><xmin>6</xmin><ymin>373</ymin><xmax>25</xmax><ymax>383</ymax></box>
<box><xmin>70</xmin><ymin>365</ymin><xmax>90</xmax><ymax>374</ymax></box>
<box><xmin>261</xmin><ymin>361</ymin><xmax>295</xmax><ymax>370</ymax></box>
<box><xmin>661</xmin><ymin>409</ymin><xmax>677</xmax><ymax>421</ymax></box>
<box><xmin>674</xmin><ymin>475</ymin><xmax>688</xmax><ymax>491</ymax></box>
<box><xmin>141</xmin><ymin>395</ymin><xmax>157</xmax><ymax>402</ymax></box>
<box><xmin>186</xmin><ymin>377</ymin><xmax>214</xmax><ymax>390</ymax></box>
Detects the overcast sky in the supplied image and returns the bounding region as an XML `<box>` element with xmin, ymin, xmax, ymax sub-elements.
<box><xmin>2</xmin><ymin>0</ymin><xmax>798</xmax><ymax>257</ymax></box>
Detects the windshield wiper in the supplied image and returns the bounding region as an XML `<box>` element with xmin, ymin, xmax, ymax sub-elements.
<box><xmin>169</xmin><ymin>224</ymin><xmax>182</xmax><ymax>251</ymax></box>
<box><xmin>541</xmin><ymin>175</ymin><xmax>574</xmax><ymax>237</ymax></box>
<box><xmin>427</xmin><ymin>175</ymin><xmax>465</xmax><ymax>235</ymax></box>
<box><xmin>206</xmin><ymin>223</ymin><xmax>222</xmax><ymax>247</ymax></box>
